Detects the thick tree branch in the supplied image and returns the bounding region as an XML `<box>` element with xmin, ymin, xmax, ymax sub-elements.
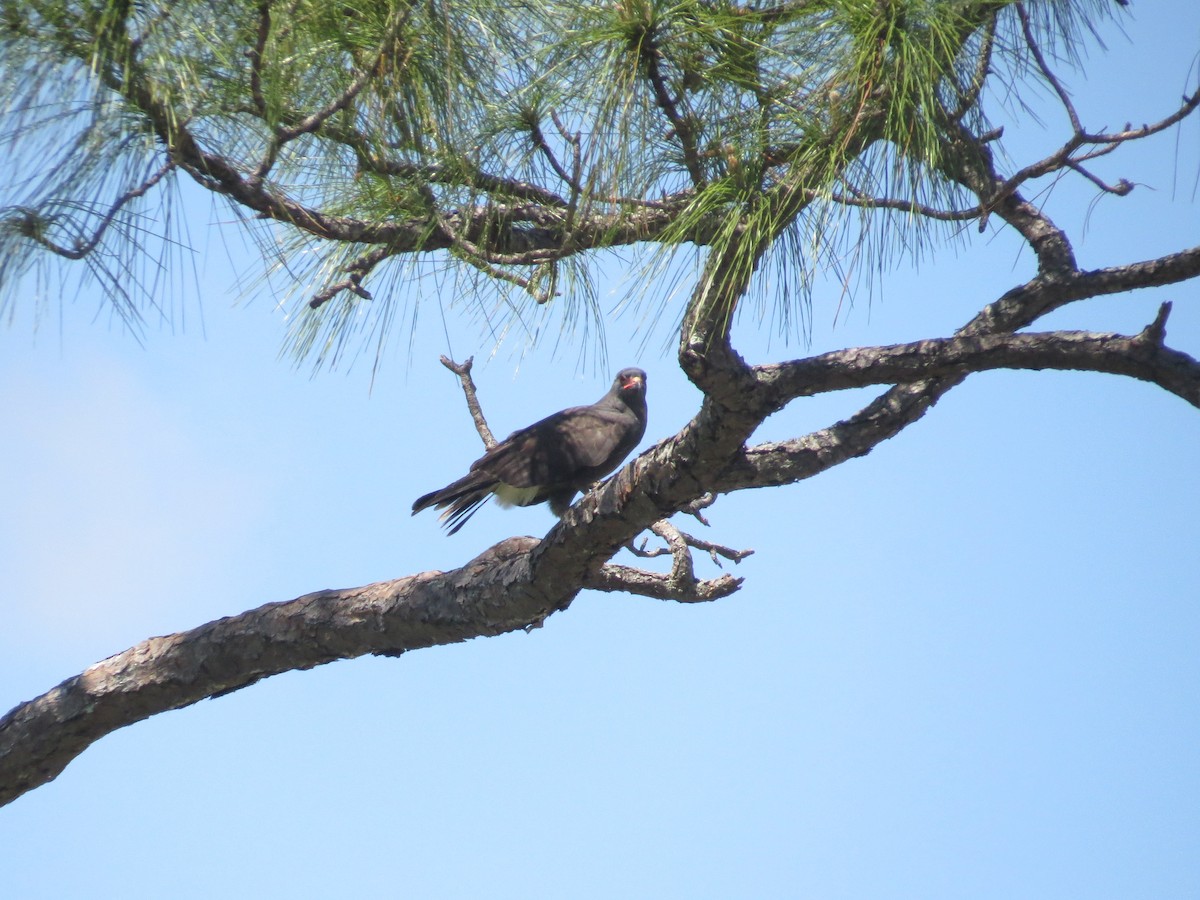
<box><xmin>961</xmin><ymin>244</ymin><xmax>1200</xmax><ymax>337</ymax></box>
<box><xmin>0</xmin><ymin>537</ymin><xmax>548</xmax><ymax>808</ymax></box>
<box><xmin>77</xmin><ymin>23</ymin><xmax>705</xmax><ymax>267</ymax></box>
<box><xmin>717</xmin><ymin>297</ymin><xmax>1198</xmax><ymax>498</ymax></box>
<box><xmin>756</xmin><ymin>305</ymin><xmax>1200</xmax><ymax>410</ymax></box>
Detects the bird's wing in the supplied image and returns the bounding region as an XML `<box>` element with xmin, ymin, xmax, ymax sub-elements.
<box><xmin>475</xmin><ymin>405</ymin><xmax>642</xmax><ymax>489</ymax></box>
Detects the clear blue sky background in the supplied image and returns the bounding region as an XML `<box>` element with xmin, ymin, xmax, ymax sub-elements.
<box><xmin>1</xmin><ymin>5</ymin><xmax>1198</xmax><ymax>898</ymax></box>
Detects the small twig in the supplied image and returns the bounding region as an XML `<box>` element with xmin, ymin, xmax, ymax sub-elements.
<box><xmin>452</xmin><ymin>248</ymin><xmax>557</xmax><ymax>304</ymax></box>
<box><xmin>308</xmin><ymin>274</ymin><xmax>372</xmax><ymax>309</ymax></box>
<box><xmin>627</xmin><ymin>540</ymin><xmax>669</xmax><ymax>560</ymax></box>
<box><xmin>251</xmin><ymin>5</ymin><xmax>412</xmax><ymax>183</ymax></box>
<box><xmin>278</xmin><ymin>11</ymin><xmax>407</xmax><ymax>141</ymax></box>
<box><xmin>1065</xmin><ymin>161</ymin><xmax>1133</xmax><ymax>196</ymax></box>
<box><xmin>1018</xmin><ymin>5</ymin><xmax>1082</xmax><ymax>134</ymax></box>
<box><xmin>13</xmin><ymin>161</ymin><xmax>175</xmax><ymax>260</ymax></box>
<box><xmin>947</xmin><ymin>10</ymin><xmax>996</xmax><ymax>122</ymax></box>
<box><xmin>550</xmin><ymin>111</ymin><xmax>584</xmax><ymax>238</ymax></box>
<box><xmin>308</xmin><ymin>244</ymin><xmax>394</xmax><ymax>309</ymax></box>
<box><xmin>1069</xmin><ymin>141</ymin><xmax>1124</xmax><ymax>168</ymax></box>
<box><xmin>1080</xmin><ymin>89</ymin><xmax>1200</xmax><ymax>145</ymax></box>
<box><xmin>584</xmin><ymin>562</ymin><xmax>743</xmax><ymax>603</ymax></box>
<box><xmin>624</xmin><ymin>515</ymin><xmax>753</xmax><ymax>572</ymax></box>
<box><xmin>528</xmin><ymin>115</ymin><xmax>583</xmax><ymax>194</ymax></box>
<box><xmin>439</xmin><ymin>356</ymin><xmax>496</xmax><ymax>447</ymax></box>
<box><xmin>821</xmin><ymin>186</ymin><xmax>984</xmax><ymax>222</ymax></box>
<box><xmin>549</xmin><ymin>111</ymin><xmax>580</xmax><ymax>149</ymax></box>
<box><xmin>675</xmin><ymin>532</ymin><xmax>755</xmax><ymax>567</ymax></box>
<box><xmin>680</xmin><ymin>493</ymin><xmax>716</xmax><ymax>526</ymax></box>
<box><xmin>643</xmin><ymin>38</ymin><xmax>705</xmax><ymax>187</ymax></box>
<box><xmin>1137</xmin><ymin>301</ymin><xmax>1172</xmax><ymax>346</ymax></box>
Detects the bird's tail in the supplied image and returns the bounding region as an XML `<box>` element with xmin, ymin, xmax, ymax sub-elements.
<box><xmin>412</xmin><ymin>474</ymin><xmax>497</xmax><ymax>535</ymax></box>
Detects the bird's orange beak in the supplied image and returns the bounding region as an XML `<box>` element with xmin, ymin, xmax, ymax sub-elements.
<box><xmin>622</xmin><ymin>373</ymin><xmax>644</xmax><ymax>390</ymax></box>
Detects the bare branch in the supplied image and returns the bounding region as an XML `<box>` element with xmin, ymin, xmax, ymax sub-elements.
<box><xmin>628</xmin><ymin>518</ymin><xmax>753</xmax><ymax>568</ymax></box>
<box><xmin>1081</xmin><ymin>89</ymin><xmax>1200</xmax><ymax>146</ymax></box>
<box><xmin>756</xmin><ymin>315</ymin><xmax>1200</xmax><ymax>411</ymax></box>
<box><xmin>1017</xmin><ymin>4</ymin><xmax>1082</xmax><ymax>133</ymax></box>
<box><xmin>713</xmin><ymin>378</ymin><xmax>959</xmax><ymax>496</ymax></box>
<box><xmin>725</xmin><ymin>321</ymin><xmax>1200</xmax><ymax>501</ymax></box>
<box><xmin>680</xmin><ymin>492</ymin><xmax>717</xmax><ymax>526</ymax></box>
<box><xmin>1065</xmin><ymin>245</ymin><xmax>1200</xmax><ymax>308</ymax></box>
<box><xmin>308</xmin><ymin>273</ymin><xmax>372</xmax><ymax>309</ymax></box>
<box><xmin>671</xmin><ymin>531</ymin><xmax>755</xmax><ymax>567</ymax></box>
<box><xmin>0</xmin><ymin>536</ymin><xmax>549</xmax><ymax>808</ymax></box>
<box><xmin>969</xmin><ymin>54</ymin><xmax>1200</xmax><ymax>230</ymax></box>
<box><xmin>583</xmin><ymin>562</ymin><xmax>743</xmax><ymax>604</ymax></box>
<box><xmin>439</xmin><ymin>356</ymin><xmax>496</xmax><ymax>447</ymax></box>
<box><xmin>1065</xmin><ymin>161</ymin><xmax>1133</xmax><ymax>196</ymax></box>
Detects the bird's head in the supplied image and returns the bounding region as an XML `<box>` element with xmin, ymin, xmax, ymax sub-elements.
<box><xmin>615</xmin><ymin>367</ymin><xmax>647</xmax><ymax>400</ymax></box>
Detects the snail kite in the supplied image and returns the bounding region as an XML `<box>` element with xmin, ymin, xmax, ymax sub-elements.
<box><xmin>412</xmin><ymin>368</ymin><xmax>648</xmax><ymax>534</ymax></box>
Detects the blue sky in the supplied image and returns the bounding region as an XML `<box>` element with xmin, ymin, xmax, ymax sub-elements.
<box><xmin>1</xmin><ymin>4</ymin><xmax>1198</xmax><ymax>898</ymax></box>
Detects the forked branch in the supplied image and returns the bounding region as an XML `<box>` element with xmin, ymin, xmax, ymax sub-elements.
<box><xmin>439</xmin><ymin>356</ymin><xmax>496</xmax><ymax>448</ymax></box>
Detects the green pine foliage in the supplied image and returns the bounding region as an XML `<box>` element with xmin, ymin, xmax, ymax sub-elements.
<box><xmin>0</xmin><ymin>0</ymin><xmax>1124</xmax><ymax>363</ymax></box>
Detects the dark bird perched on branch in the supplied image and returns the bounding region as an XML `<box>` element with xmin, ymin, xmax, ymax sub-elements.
<box><xmin>412</xmin><ymin>368</ymin><xmax>648</xmax><ymax>534</ymax></box>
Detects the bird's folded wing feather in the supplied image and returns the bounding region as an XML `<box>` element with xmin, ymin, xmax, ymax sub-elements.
<box><xmin>473</xmin><ymin>406</ymin><xmax>639</xmax><ymax>488</ymax></box>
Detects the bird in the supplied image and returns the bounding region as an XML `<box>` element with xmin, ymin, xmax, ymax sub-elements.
<box><xmin>412</xmin><ymin>368</ymin><xmax>648</xmax><ymax>534</ymax></box>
